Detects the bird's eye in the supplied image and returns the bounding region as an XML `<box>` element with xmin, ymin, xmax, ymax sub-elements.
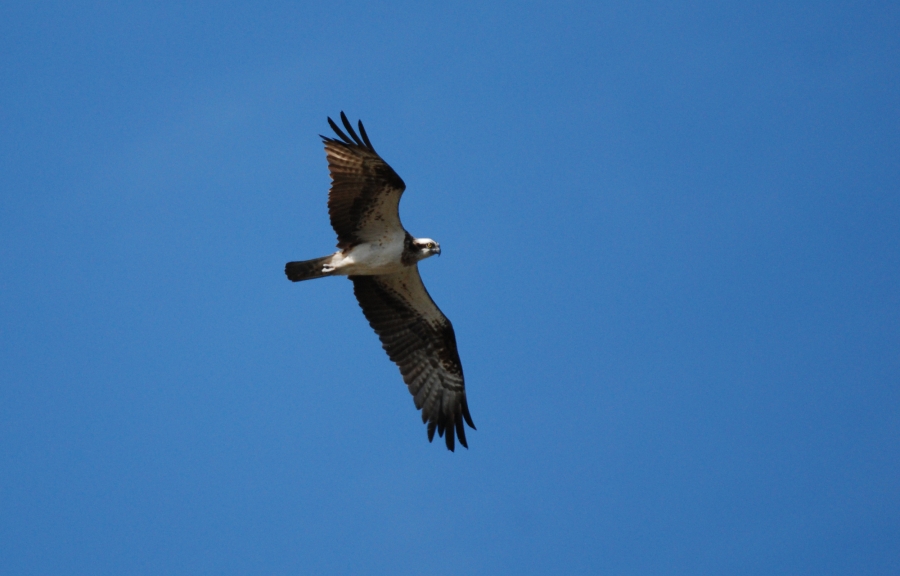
<box><xmin>427</xmin><ymin>242</ymin><xmax>435</xmax><ymax>249</ymax></box>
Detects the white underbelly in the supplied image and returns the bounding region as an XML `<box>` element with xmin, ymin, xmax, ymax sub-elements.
<box><xmin>331</xmin><ymin>237</ymin><xmax>406</xmax><ymax>275</ymax></box>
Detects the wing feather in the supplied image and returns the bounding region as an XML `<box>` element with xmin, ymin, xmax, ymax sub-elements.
<box><xmin>340</xmin><ymin>111</ymin><xmax>366</xmax><ymax>146</ymax></box>
<box><xmin>357</xmin><ymin>120</ymin><xmax>375</xmax><ymax>150</ymax></box>
<box><xmin>321</xmin><ymin>113</ymin><xmax>406</xmax><ymax>249</ymax></box>
<box><xmin>350</xmin><ymin>267</ymin><xmax>475</xmax><ymax>451</ymax></box>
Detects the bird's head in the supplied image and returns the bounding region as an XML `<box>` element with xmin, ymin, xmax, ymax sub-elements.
<box><xmin>413</xmin><ymin>238</ymin><xmax>441</xmax><ymax>260</ymax></box>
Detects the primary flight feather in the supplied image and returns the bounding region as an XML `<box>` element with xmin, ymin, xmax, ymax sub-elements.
<box><xmin>285</xmin><ymin>112</ymin><xmax>475</xmax><ymax>451</ymax></box>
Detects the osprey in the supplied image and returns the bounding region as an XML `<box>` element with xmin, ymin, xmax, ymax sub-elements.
<box><xmin>285</xmin><ymin>113</ymin><xmax>475</xmax><ymax>451</ymax></box>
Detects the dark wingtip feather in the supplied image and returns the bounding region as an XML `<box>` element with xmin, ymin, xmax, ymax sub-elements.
<box><xmin>462</xmin><ymin>399</ymin><xmax>476</xmax><ymax>430</ymax></box>
<box><xmin>340</xmin><ymin>111</ymin><xmax>365</xmax><ymax>147</ymax></box>
<box><xmin>445</xmin><ymin>424</ymin><xmax>456</xmax><ymax>451</ymax></box>
<box><xmin>358</xmin><ymin>120</ymin><xmax>375</xmax><ymax>151</ymax></box>
<box><xmin>456</xmin><ymin>417</ymin><xmax>468</xmax><ymax>449</ymax></box>
<box><xmin>327</xmin><ymin>116</ymin><xmax>352</xmax><ymax>144</ymax></box>
<box><xmin>427</xmin><ymin>421</ymin><xmax>436</xmax><ymax>442</ymax></box>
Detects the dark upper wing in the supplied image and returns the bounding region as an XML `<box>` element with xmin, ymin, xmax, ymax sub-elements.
<box><xmin>350</xmin><ymin>267</ymin><xmax>475</xmax><ymax>451</ymax></box>
<box><xmin>321</xmin><ymin>112</ymin><xmax>406</xmax><ymax>250</ymax></box>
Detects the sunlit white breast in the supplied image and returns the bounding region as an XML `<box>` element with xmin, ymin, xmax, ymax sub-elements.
<box><xmin>329</xmin><ymin>231</ymin><xmax>408</xmax><ymax>276</ymax></box>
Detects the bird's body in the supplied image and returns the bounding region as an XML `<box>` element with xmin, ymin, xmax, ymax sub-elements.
<box><xmin>285</xmin><ymin>113</ymin><xmax>474</xmax><ymax>451</ymax></box>
<box><xmin>329</xmin><ymin>232</ymin><xmax>408</xmax><ymax>275</ymax></box>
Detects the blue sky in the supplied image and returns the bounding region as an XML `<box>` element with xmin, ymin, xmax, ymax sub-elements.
<box><xmin>1</xmin><ymin>2</ymin><xmax>898</xmax><ymax>574</ymax></box>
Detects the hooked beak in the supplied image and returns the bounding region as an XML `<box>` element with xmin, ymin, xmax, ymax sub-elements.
<box><xmin>435</xmin><ymin>246</ymin><xmax>442</xmax><ymax>256</ymax></box>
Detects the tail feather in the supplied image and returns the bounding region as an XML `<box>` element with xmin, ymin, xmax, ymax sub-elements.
<box><xmin>285</xmin><ymin>256</ymin><xmax>334</xmax><ymax>282</ymax></box>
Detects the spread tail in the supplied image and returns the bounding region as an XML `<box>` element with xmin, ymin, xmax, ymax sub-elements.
<box><xmin>285</xmin><ymin>255</ymin><xmax>335</xmax><ymax>282</ymax></box>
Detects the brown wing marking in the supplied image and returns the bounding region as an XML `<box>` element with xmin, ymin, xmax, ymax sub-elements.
<box><xmin>321</xmin><ymin>112</ymin><xmax>406</xmax><ymax>250</ymax></box>
<box><xmin>350</xmin><ymin>267</ymin><xmax>475</xmax><ymax>451</ymax></box>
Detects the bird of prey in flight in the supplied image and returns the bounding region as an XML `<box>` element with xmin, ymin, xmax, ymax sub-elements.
<box><xmin>285</xmin><ymin>112</ymin><xmax>475</xmax><ymax>451</ymax></box>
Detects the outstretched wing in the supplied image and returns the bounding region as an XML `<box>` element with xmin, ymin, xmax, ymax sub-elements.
<box><xmin>321</xmin><ymin>112</ymin><xmax>407</xmax><ymax>250</ymax></box>
<box><xmin>350</xmin><ymin>267</ymin><xmax>475</xmax><ymax>451</ymax></box>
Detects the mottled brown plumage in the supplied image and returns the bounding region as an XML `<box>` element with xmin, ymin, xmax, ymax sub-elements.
<box><xmin>351</xmin><ymin>269</ymin><xmax>474</xmax><ymax>451</ymax></box>
<box><xmin>321</xmin><ymin>114</ymin><xmax>406</xmax><ymax>250</ymax></box>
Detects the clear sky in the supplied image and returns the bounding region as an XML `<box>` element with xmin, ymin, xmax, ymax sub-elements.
<box><xmin>1</xmin><ymin>2</ymin><xmax>898</xmax><ymax>574</ymax></box>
